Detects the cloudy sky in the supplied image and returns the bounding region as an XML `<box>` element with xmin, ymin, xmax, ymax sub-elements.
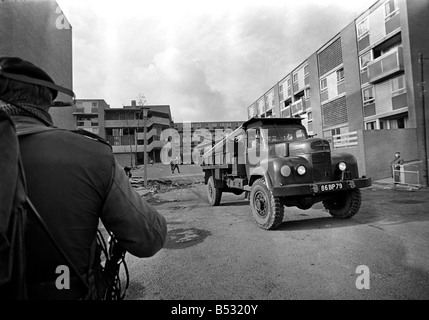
<box><xmin>56</xmin><ymin>0</ymin><xmax>377</xmax><ymax>122</ymax></box>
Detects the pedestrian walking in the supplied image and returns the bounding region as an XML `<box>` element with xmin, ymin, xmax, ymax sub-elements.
<box><xmin>124</xmin><ymin>165</ymin><xmax>132</xmax><ymax>178</ymax></box>
<box><xmin>173</xmin><ymin>156</ymin><xmax>181</xmax><ymax>173</ymax></box>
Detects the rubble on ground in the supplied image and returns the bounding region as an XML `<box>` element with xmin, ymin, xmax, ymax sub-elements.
<box><xmin>130</xmin><ymin>177</ymin><xmax>201</xmax><ymax>196</ymax></box>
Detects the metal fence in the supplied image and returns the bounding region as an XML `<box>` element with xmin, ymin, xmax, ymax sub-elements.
<box><xmin>392</xmin><ymin>164</ymin><xmax>421</xmax><ymax>189</ymax></box>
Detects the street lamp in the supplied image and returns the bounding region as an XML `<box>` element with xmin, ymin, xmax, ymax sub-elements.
<box><xmin>141</xmin><ymin>106</ymin><xmax>150</xmax><ymax>188</ymax></box>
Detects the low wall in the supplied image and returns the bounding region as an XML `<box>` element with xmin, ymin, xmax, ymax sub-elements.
<box><xmin>361</xmin><ymin>128</ymin><xmax>419</xmax><ymax>181</ymax></box>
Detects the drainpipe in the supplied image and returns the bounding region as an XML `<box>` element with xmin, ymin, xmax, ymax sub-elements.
<box><xmin>418</xmin><ymin>53</ymin><xmax>429</xmax><ymax>187</ymax></box>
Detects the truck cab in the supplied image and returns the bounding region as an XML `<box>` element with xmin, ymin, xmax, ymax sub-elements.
<box><xmin>201</xmin><ymin>117</ymin><xmax>371</xmax><ymax>230</ymax></box>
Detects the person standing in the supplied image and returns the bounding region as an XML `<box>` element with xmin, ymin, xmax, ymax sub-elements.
<box><xmin>391</xmin><ymin>151</ymin><xmax>404</xmax><ymax>184</ymax></box>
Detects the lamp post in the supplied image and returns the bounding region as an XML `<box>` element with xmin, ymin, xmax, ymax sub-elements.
<box><xmin>141</xmin><ymin>106</ymin><xmax>150</xmax><ymax>188</ymax></box>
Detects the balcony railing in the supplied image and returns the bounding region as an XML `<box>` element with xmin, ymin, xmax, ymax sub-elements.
<box><xmin>368</xmin><ymin>46</ymin><xmax>403</xmax><ymax>83</ymax></box>
<box><xmin>291</xmin><ymin>98</ymin><xmax>305</xmax><ymax>115</ymax></box>
<box><xmin>332</xmin><ymin>131</ymin><xmax>358</xmax><ymax>149</ymax></box>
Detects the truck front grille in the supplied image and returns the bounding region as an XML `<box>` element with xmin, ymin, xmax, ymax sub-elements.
<box><xmin>312</xmin><ymin>152</ymin><xmax>332</xmax><ymax>182</ymax></box>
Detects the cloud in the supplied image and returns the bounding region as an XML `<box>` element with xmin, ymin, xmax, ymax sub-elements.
<box><xmin>131</xmin><ymin>47</ymin><xmax>227</xmax><ymax>121</ymax></box>
<box><xmin>57</xmin><ymin>0</ymin><xmax>378</xmax><ymax>122</ymax></box>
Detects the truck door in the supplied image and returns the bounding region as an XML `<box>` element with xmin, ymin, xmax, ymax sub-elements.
<box><xmin>246</xmin><ymin>128</ymin><xmax>268</xmax><ymax>178</ymax></box>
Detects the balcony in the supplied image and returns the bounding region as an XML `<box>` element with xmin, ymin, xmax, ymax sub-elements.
<box><xmin>291</xmin><ymin>98</ymin><xmax>305</xmax><ymax>116</ymax></box>
<box><xmin>73</xmin><ymin>107</ymin><xmax>98</xmax><ymax>115</ymax></box>
<box><xmin>74</xmin><ymin>107</ymin><xmax>84</xmax><ymax>113</ymax></box>
<box><xmin>367</xmin><ymin>46</ymin><xmax>403</xmax><ymax>83</ymax></box>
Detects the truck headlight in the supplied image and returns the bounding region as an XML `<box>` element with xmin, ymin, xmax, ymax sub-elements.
<box><xmin>296</xmin><ymin>165</ymin><xmax>306</xmax><ymax>176</ymax></box>
<box><xmin>338</xmin><ymin>162</ymin><xmax>347</xmax><ymax>171</ymax></box>
<box><xmin>281</xmin><ymin>165</ymin><xmax>291</xmax><ymax>177</ymax></box>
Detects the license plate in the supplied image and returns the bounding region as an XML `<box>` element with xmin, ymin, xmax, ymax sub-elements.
<box><xmin>320</xmin><ymin>182</ymin><xmax>344</xmax><ymax>192</ymax></box>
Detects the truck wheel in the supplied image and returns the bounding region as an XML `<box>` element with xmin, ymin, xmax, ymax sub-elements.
<box><xmin>250</xmin><ymin>179</ymin><xmax>284</xmax><ymax>230</ymax></box>
<box><xmin>207</xmin><ymin>176</ymin><xmax>222</xmax><ymax>206</ymax></box>
<box><xmin>323</xmin><ymin>189</ymin><xmax>361</xmax><ymax>219</ymax></box>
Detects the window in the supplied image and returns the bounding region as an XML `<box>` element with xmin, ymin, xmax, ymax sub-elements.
<box><xmin>92</xmin><ymin>102</ymin><xmax>98</xmax><ymax>107</ymax></box>
<box><xmin>258</xmin><ymin>100</ymin><xmax>264</xmax><ymax>114</ymax></box>
<box><xmin>293</xmin><ymin>73</ymin><xmax>298</xmax><ymax>83</ymax></box>
<box><xmin>385</xmin><ymin>0</ymin><xmax>398</xmax><ymax>19</ymax></box>
<box><xmin>331</xmin><ymin>128</ymin><xmax>341</xmax><ymax>137</ymax></box>
<box><xmin>381</xmin><ymin>43</ymin><xmax>400</xmax><ymax>56</ymax></box>
<box><xmin>336</xmin><ymin>68</ymin><xmax>345</xmax><ymax>82</ymax></box>
<box><xmin>320</xmin><ymin>78</ymin><xmax>327</xmax><ymax>90</ymax></box>
<box><xmin>197</xmin><ymin>123</ymin><xmax>201</xmax><ymax>128</ymax></box>
<box><xmin>362</xmin><ymin>86</ymin><xmax>375</xmax><ymax>105</ymax></box>
<box><xmin>304</xmin><ymin>65</ymin><xmax>309</xmax><ymax>76</ymax></box>
<box><xmin>391</xmin><ymin>75</ymin><xmax>405</xmax><ymax>95</ymax></box>
<box><xmin>279</xmin><ymin>84</ymin><xmax>283</xmax><ymax>94</ymax></box>
<box><xmin>248</xmin><ymin>105</ymin><xmax>255</xmax><ymax>118</ymax></box>
<box><xmin>366</xmin><ymin>121</ymin><xmax>376</xmax><ymax>130</ymax></box>
<box><xmin>359</xmin><ymin>51</ymin><xmax>372</xmax><ymax>71</ymax></box>
<box><xmin>357</xmin><ymin>18</ymin><xmax>369</xmax><ymax>38</ymax></box>
<box><xmin>304</xmin><ymin>88</ymin><xmax>311</xmax><ymax>99</ymax></box>
<box><xmin>307</xmin><ymin>112</ymin><xmax>313</xmax><ymax>121</ymax></box>
<box><xmin>287</xmin><ymin>78</ymin><xmax>291</xmax><ymax>87</ymax></box>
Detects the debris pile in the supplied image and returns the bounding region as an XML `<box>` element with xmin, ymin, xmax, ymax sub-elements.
<box><xmin>130</xmin><ymin>177</ymin><xmax>198</xmax><ymax>195</ymax></box>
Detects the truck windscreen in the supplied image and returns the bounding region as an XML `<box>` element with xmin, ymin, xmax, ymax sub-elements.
<box><xmin>266</xmin><ymin>125</ymin><xmax>307</xmax><ymax>144</ymax></box>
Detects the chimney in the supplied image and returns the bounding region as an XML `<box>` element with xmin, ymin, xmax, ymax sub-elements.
<box><xmin>131</xmin><ymin>100</ymin><xmax>136</xmax><ymax>107</ymax></box>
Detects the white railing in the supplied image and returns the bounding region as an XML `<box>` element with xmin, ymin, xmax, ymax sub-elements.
<box><xmin>332</xmin><ymin>131</ymin><xmax>358</xmax><ymax>149</ymax></box>
<box><xmin>392</xmin><ymin>163</ymin><xmax>421</xmax><ymax>189</ymax></box>
<box><xmin>291</xmin><ymin>98</ymin><xmax>304</xmax><ymax>115</ymax></box>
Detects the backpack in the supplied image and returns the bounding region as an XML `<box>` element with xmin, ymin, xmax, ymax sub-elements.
<box><xmin>0</xmin><ymin>109</ymin><xmax>128</xmax><ymax>300</ymax></box>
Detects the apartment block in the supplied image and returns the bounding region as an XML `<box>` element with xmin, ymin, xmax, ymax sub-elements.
<box><xmin>247</xmin><ymin>0</ymin><xmax>429</xmax><ymax>183</ymax></box>
<box><xmin>74</xmin><ymin>99</ymin><xmax>109</xmax><ymax>137</ymax></box>
<box><xmin>74</xmin><ymin>99</ymin><xmax>173</xmax><ymax>167</ymax></box>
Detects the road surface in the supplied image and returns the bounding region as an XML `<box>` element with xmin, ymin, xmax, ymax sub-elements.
<box><xmin>120</xmin><ymin>181</ymin><xmax>429</xmax><ymax>300</ymax></box>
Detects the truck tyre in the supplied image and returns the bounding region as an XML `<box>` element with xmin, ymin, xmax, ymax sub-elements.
<box><xmin>323</xmin><ymin>189</ymin><xmax>361</xmax><ymax>219</ymax></box>
<box><xmin>207</xmin><ymin>176</ymin><xmax>222</xmax><ymax>206</ymax></box>
<box><xmin>250</xmin><ymin>178</ymin><xmax>284</xmax><ymax>230</ymax></box>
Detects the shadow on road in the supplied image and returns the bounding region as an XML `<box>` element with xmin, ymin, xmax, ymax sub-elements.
<box><xmin>220</xmin><ymin>200</ymin><xmax>249</xmax><ymax>207</ymax></box>
<box><xmin>276</xmin><ymin>216</ymin><xmax>359</xmax><ymax>231</ymax></box>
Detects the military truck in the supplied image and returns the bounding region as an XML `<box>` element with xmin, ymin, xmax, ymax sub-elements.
<box><xmin>201</xmin><ymin>117</ymin><xmax>371</xmax><ymax>230</ymax></box>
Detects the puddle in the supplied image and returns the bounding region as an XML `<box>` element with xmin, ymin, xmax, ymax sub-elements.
<box><xmin>165</xmin><ymin>228</ymin><xmax>211</xmax><ymax>250</ymax></box>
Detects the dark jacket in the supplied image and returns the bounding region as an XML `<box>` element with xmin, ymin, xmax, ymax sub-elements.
<box><xmin>13</xmin><ymin>116</ymin><xmax>166</xmax><ymax>297</ymax></box>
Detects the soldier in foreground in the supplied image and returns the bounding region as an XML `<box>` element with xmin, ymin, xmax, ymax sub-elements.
<box><xmin>0</xmin><ymin>56</ymin><xmax>167</xmax><ymax>299</ymax></box>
